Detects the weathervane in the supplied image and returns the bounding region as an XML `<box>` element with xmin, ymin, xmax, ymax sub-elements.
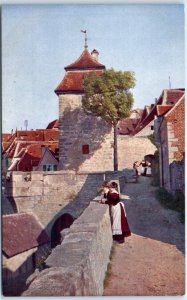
<box><xmin>81</xmin><ymin>30</ymin><xmax>88</xmax><ymax>49</ymax></box>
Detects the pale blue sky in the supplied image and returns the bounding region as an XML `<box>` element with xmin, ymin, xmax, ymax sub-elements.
<box><xmin>2</xmin><ymin>4</ymin><xmax>184</xmax><ymax>132</ymax></box>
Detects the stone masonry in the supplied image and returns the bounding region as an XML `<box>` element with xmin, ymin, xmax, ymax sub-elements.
<box><xmin>58</xmin><ymin>94</ymin><xmax>156</xmax><ymax>172</ymax></box>
<box><xmin>59</xmin><ymin>94</ymin><xmax>113</xmax><ymax>172</ymax></box>
<box><xmin>118</xmin><ymin>135</ymin><xmax>156</xmax><ymax>169</ymax></box>
<box><xmin>159</xmin><ymin>95</ymin><xmax>185</xmax><ymax>192</ymax></box>
<box><xmin>4</xmin><ymin>171</ymin><xmax>105</xmax><ymax>235</ymax></box>
<box><xmin>23</xmin><ymin>202</ymin><xmax>113</xmax><ymax>296</ymax></box>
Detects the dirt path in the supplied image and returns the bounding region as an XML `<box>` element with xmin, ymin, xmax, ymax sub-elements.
<box><xmin>103</xmin><ymin>176</ymin><xmax>185</xmax><ymax>296</ymax></box>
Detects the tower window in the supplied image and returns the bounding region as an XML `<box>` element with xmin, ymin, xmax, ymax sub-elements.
<box><xmin>82</xmin><ymin>144</ymin><xmax>89</xmax><ymax>154</ymax></box>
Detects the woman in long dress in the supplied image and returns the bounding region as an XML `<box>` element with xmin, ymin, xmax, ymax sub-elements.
<box><xmin>101</xmin><ymin>181</ymin><xmax>131</xmax><ymax>243</ymax></box>
<box><xmin>146</xmin><ymin>162</ymin><xmax>152</xmax><ymax>176</ymax></box>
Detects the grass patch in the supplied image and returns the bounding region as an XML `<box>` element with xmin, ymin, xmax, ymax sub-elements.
<box><xmin>103</xmin><ymin>242</ymin><xmax>116</xmax><ymax>288</ymax></box>
<box><xmin>151</xmin><ymin>174</ymin><xmax>160</xmax><ymax>186</ymax></box>
<box><xmin>179</xmin><ymin>212</ymin><xmax>185</xmax><ymax>224</ymax></box>
<box><xmin>155</xmin><ymin>187</ymin><xmax>185</xmax><ymax>223</ymax></box>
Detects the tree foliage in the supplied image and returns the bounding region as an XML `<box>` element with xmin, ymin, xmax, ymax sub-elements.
<box><xmin>82</xmin><ymin>69</ymin><xmax>136</xmax><ymax>125</ymax></box>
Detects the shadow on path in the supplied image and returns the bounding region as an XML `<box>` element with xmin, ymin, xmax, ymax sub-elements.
<box><xmin>121</xmin><ymin>176</ymin><xmax>184</xmax><ymax>254</ymax></box>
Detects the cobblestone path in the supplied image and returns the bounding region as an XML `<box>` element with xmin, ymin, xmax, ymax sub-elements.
<box><xmin>103</xmin><ymin>176</ymin><xmax>185</xmax><ymax>296</ymax></box>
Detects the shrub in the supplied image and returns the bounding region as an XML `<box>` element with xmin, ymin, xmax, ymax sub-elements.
<box><xmin>179</xmin><ymin>212</ymin><xmax>185</xmax><ymax>224</ymax></box>
<box><xmin>155</xmin><ymin>187</ymin><xmax>185</xmax><ymax>223</ymax></box>
<box><xmin>151</xmin><ymin>173</ymin><xmax>160</xmax><ymax>186</ymax></box>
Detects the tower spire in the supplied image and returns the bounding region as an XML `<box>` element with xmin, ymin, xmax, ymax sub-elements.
<box><xmin>81</xmin><ymin>30</ymin><xmax>88</xmax><ymax>49</ymax></box>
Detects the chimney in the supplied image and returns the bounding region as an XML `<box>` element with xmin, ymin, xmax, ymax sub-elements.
<box><xmin>91</xmin><ymin>49</ymin><xmax>99</xmax><ymax>62</ymax></box>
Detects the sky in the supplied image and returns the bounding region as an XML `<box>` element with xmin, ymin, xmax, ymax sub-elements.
<box><xmin>2</xmin><ymin>4</ymin><xmax>185</xmax><ymax>132</ymax></box>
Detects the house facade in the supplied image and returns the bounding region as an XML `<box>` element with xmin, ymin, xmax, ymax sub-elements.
<box><xmin>2</xmin><ymin>213</ymin><xmax>50</xmax><ymax>296</ymax></box>
<box><xmin>159</xmin><ymin>95</ymin><xmax>184</xmax><ymax>192</ymax></box>
<box><xmin>2</xmin><ymin>123</ymin><xmax>59</xmax><ymax>173</ymax></box>
<box><xmin>154</xmin><ymin>93</ymin><xmax>185</xmax><ymax>192</ymax></box>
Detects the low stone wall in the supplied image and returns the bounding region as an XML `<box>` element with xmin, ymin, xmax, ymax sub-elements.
<box><xmin>23</xmin><ymin>201</ymin><xmax>113</xmax><ymax>296</ymax></box>
<box><xmin>170</xmin><ymin>160</ymin><xmax>184</xmax><ymax>193</ymax></box>
<box><xmin>4</xmin><ymin>171</ymin><xmax>106</xmax><ymax>233</ymax></box>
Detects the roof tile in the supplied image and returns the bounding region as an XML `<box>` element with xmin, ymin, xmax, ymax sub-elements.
<box><xmin>3</xmin><ymin>213</ymin><xmax>50</xmax><ymax>257</ymax></box>
<box><xmin>55</xmin><ymin>70</ymin><xmax>103</xmax><ymax>94</ymax></box>
<box><xmin>65</xmin><ymin>49</ymin><xmax>105</xmax><ymax>71</ymax></box>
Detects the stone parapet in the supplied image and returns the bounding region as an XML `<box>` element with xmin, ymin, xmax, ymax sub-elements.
<box><xmin>23</xmin><ymin>202</ymin><xmax>113</xmax><ymax>296</ymax></box>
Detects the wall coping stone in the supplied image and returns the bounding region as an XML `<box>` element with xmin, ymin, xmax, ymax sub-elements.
<box><xmin>23</xmin><ymin>202</ymin><xmax>113</xmax><ymax>296</ymax></box>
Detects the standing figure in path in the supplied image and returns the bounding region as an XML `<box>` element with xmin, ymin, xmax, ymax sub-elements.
<box><xmin>140</xmin><ymin>160</ymin><xmax>147</xmax><ymax>176</ymax></box>
<box><xmin>146</xmin><ymin>162</ymin><xmax>152</xmax><ymax>176</ymax></box>
<box><xmin>101</xmin><ymin>181</ymin><xmax>131</xmax><ymax>243</ymax></box>
<box><xmin>133</xmin><ymin>161</ymin><xmax>139</xmax><ymax>176</ymax></box>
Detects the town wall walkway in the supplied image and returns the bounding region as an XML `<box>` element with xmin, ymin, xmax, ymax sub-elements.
<box><xmin>23</xmin><ymin>201</ymin><xmax>113</xmax><ymax>296</ymax></box>
<box><xmin>104</xmin><ymin>176</ymin><xmax>185</xmax><ymax>296</ymax></box>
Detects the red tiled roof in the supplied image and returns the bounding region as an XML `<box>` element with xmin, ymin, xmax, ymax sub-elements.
<box><xmin>46</xmin><ymin>119</ymin><xmax>59</xmax><ymax>129</ymax></box>
<box><xmin>15</xmin><ymin>129</ymin><xmax>59</xmax><ymax>142</ymax></box>
<box><xmin>17</xmin><ymin>142</ymin><xmax>59</xmax><ymax>171</ymax></box>
<box><xmin>165</xmin><ymin>89</ymin><xmax>185</xmax><ymax>105</ymax></box>
<box><xmin>131</xmin><ymin>108</ymin><xmax>144</xmax><ymax>117</ymax></box>
<box><xmin>157</xmin><ymin>89</ymin><xmax>185</xmax><ymax>105</ymax></box>
<box><xmin>134</xmin><ymin>105</ymin><xmax>151</xmax><ymax>128</ymax></box>
<box><xmin>55</xmin><ymin>70</ymin><xmax>103</xmax><ymax>94</ymax></box>
<box><xmin>44</xmin><ymin>130</ymin><xmax>59</xmax><ymax>141</ymax></box>
<box><xmin>17</xmin><ymin>145</ymin><xmax>41</xmax><ymax>171</ymax></box>
<box><xmin>2</xmin><ymin>142</ymin><xmax>12</xmax><ymax>152</ymax></box>
<box><xmin>2</xmin><ymin>133</ymin><xmax>14</xmax><ymax>142</ymax></box>
<box><xmin>131</xmin><ymin>90</ymin><xmax>185</xmax><ymax>136</ymax></box>
<box><xmin>2</xmin><ymin>213</ymin><xmax>50</xmax><ymax>257</ymax></box>
<box><xmin>118</xmin><ymin>118</ymin><xmax>139</xmax><ymax>135</ymax></box>
<box><xmin>156</xmin><ymin>105</ymin><xmax>173</xmax><ymax>116</ymax></box>
<box><xmin>16</xmin><ymin>130</ymin><xmax>44</xmax><ymax>141</ymax></box>
<box><xmin>132</xmin><ymin>105</ymin><xmax>157</xmax><ymax>135</ymax></box>
<box><xmin>65</xmin><ymin>49</ymin><xmax>105</xmax><ymax>71</ymax></box>
<box><xmin>7</xmin><ymin>142</ymin><xmax>17</xmax><ymax>159</ymax></box>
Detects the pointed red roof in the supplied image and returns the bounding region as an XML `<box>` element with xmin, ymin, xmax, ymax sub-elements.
<box><xmin>64</xmin><ymin>49</ymin><xmax>105</xmax><ymax>71</ymax></box>
<box><xmin>156</xmin><ymin>105</ymin><xmax>173</xmax><ymax>116</ymax></box>
<box><xmin>46</xmin><ymin>119</ymin><xmax>59</xmax><ymax>129</ymax></box>
<box><xmin>55</xmin><ymin>70</ymin><xmax>103</xmax><ymax>94</ymax></box>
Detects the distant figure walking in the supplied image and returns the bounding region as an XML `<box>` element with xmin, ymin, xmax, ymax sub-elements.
<box><xmin>140</xmin><ymin>160</ymin><xmax>147</xmax><ymax>176</ymax></box>
<box><xmin>133</xmin><ymin>161</ymin><xmax>139</xmax><ymax>176</ymax></box>
<box><xmin>100</xmin><ymin>181</ymin><xmax>131</xmax><ymax>243</ymax></box>
<box><xmin>146</xmin><ymin>162</ymin><xmax>152</xmax><ymax>176</ymax></box>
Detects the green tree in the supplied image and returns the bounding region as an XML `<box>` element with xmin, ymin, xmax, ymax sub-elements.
<box><xmin>82</xmin><ymin>68</ymin><xmax>136</xmax><ymax>171</ymax></box>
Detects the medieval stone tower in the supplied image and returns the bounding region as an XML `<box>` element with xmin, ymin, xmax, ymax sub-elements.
<box><xmin>55</xmin><ymin>46</ymin><xmax>114</xmax><ymax>172</ymax></box>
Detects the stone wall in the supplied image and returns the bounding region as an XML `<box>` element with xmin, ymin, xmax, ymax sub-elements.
<box><xmin>160</xmin><ymin>120</ymin><xmax>170</xmax><ymax>190</ymax></box>
<box><xmin>166</xmin><ymin>96</ymin><xmax>184</xmax><ymax>162</ymax></box>
<box><xmin>58</xmin><ymin>94</ymin><xmax>156</xmax><ymax>173</ymax></box>
<box><xmin>159</xmin><ymin>96</ymin><xmax>185</xmax><ymax>192</ymax></box>
<box><xmin>59</xmin><ymin>94</ymin><xmax>113</xmax><ymax>172</ymax></box>
<box><xmin>170</xmin><ymin>160</ymin><xmax>185</xmax><ymax>193</ymax></box>
<box><xmin>23</xmin><ymin>202</ymin><xmax>113</xmax><ymax>296</ymax></box>
<box><xmin>134</xmin><ymin>121</ymin><xmax>154</xmax><ymax>137</ymax></box>
<box><xmin>5</xmin><ymin>171</ymin><xmax>105</xmax><ymax>234</ymax></box>
<box><xmin>118</xmin><ymin>135</ymin><xmax>156</xmax><ymax>169</ymax></box>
